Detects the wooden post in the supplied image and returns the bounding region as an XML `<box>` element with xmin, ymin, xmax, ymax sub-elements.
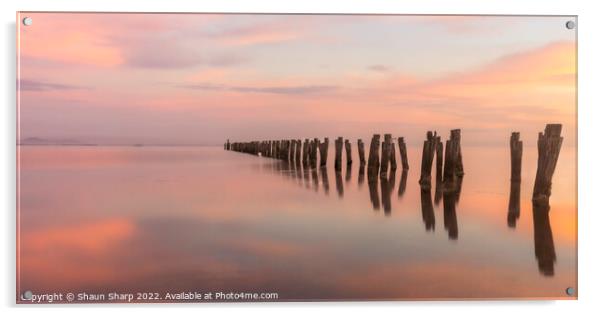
<box><xmin>294</xmin><ymin>139</ymin><xmax>301</xmax><ymax>165</ymax></box>
<box><xmin>367</xmin><ymin>134</ymin><xmax>381</xmax><ymax>172</ymax></box>
<box><xmin>451</xmin><ymin>129</ymin><xmax>464</xmax><ymax>177</ymax></box>
<box><xmin>380</xmin><ymin>134</ymin><xmax>392</xmax><ymax>176</ymax></box>
<box><xmin>358</xmin><ymin>139</ymin><xmax>366</xmax><ymax>165</ymax></box>
<box><xmin>390</xmin><ymin>142</ymin><xmax>397</xmax><ymax>171</ymax></box>
<box><xmin>435</xmin><ymin>136</ymin><xmax>443</xmax><ymax>182</ymax></box>
<box><xmin>344</xmin><ymin>139</ymin><xmax>352</xmax><ymax>165</ymax></box>
<box><xmin>510</xmin><ymin>132</ymin><xmax>523</xmax><ymax>182</ymax></box>
<box><xmin>419</xmin><ymin>131</ymin><xmax>438</xmax><ymax>189</ymax></box>
<box><xmin>334</xmin><ymin>137</ymin><xmax>343</xmax><ymax>172</ymax></box>
<box><xmin>442</xmin><ymin>129</ymin><xmax>462</xmax><ymax>190</ymax></box>
<box><xmin>302</xmin><ymin>139</ymin><xmax>309</xmax><ymax>166</ymax></box>
<box><xmin>226</xmin><ymin>139</ymin><xmax>230</xmax><ymax>150</ymax></box>
<box><xmin>533</xmin><ymin>124</ymin><xmax>563</xmax><ymax>204</ymax></box>
<box><xmin>290</xmin><ymin>140</ymin><xmax>296</xmax><ymax>162</ymax></box>
<box><xmin>319</xmin><ymin>138</ymin><xmax>329</xmax><ymax>167</ymax></box>
<box><xmin>398</xmin><ymin>137</ymin><xmax>409</xmax><ymax>170</ymax></box>
<box><xmin>310</xmin><ymin>138</ymin><xmax>319</xmax><ymax>168</ymax></box>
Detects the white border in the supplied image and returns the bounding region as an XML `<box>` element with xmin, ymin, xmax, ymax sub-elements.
<box><xmin>2</xmin><ymin>1</ymin><xmax>601</xmax><ymax>315</ymax></box>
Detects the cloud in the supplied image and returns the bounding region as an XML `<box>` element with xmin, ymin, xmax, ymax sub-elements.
<box><xmin>211</xmin><ymin>21</ymin><xmax>301</xmax><ymax>46</ymax></box>
<box><xmin>179</xmin><ymin>83</ymin><xmax>338</xmax><ymax>95</ymax></box>
<box><xmin>19</xmin><ymin>79</ymin><xmax>87</xmax><ymax>91</ymax></box>
<box><xmin>367</xmin><ymin>65</ymin><xmax>391</xmax><ymax>72</ymax></box>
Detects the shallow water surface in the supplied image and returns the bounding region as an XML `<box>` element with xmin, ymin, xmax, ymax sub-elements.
<box><xmin>17</xmin><ymin>144</ymin><xmax>577</xmax><ymax>300</ymax></box>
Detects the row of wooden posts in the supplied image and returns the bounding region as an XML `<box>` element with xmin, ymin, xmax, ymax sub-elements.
<box><xmin>225</xmin><ymin>123</ymin><xmax>563</xmax><ymax>203</ymax></box>
<box><xmin>225</xmin><ymin>134</ymin><xmax>411</xmax><ymax>173</ymax></box>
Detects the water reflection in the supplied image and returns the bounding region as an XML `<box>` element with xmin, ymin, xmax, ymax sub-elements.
<box><xmin>420</xmin><ymin>188</ymin><xmax>435</xmax><ymax>231</ymax></box>
<box><xmin>507</xmin><ymin>180</ymin><xmax>521</xmax><ymax>228</ymax></box>
<box><xmin>319</xmin><ymin>167</ymin><xmax>329</xmax><ymax>195</ymax></box>
<box><xmin>335</xmin><ymin>171</ymin><xmax>344</xmax><ymax>198</ymax></box>
<box><xmin>443</xmin><ymin>191</ymin><xmax>458</xmax><ymax>240</ymax></box>
<box><xmin>358</xmin><ymin>165</ymin><xmax>365</xmax><ymax>188</ymax></box>
<box><xmin>380</xmin><ymin>170</ymin><xmax>396</xmax><ymax>215</ymax></box>
<box><xmin>19</xmin><ymin>145</ymin><xmax>575</xmax><ymax>299</ymax></box>
<box><xmin>368</xmin><ymin>171</ymin><xmax>380</xmax><ymax>211</ymax></box>
<box><xmin>533</xmin><ymin>200</ymin><xmax>556</xmax><ymax>276</ymax></box>
<box><xmin>257</xmin><ymin>152</ymin><xmax>560</xmax><ymax>278</ymax></box>
<box><xmin>397</xmin><ymin>169</ymin><xmax>408</xmax><ymax>198</ymax></box>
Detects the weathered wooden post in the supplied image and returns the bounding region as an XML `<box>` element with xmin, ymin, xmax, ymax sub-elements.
<box><xmin>302</xmin><ymin>139</ymin><xmax>309</xmax><ymax>166</ymax></box>
<box><xmin>367</xmin><ymin>134</ymin><xmax>381</xmax><ymax>172</ymax></box>
<box><xmin>510</xmin><ymin>132</ymin><xmax>523</xmax><ymax>181</ymax></box>
<box><xmin>390</xmin><ymin>142</ymin><xmax>397</xmax><ymax>171</ymax></box>
<box><xmin>442</xmin><ymin>129</ymin><xmax>462</xmax><ymax>190</ymax></box>
<box><xmin>344</xmin><ymin>139</ymin><xmax>352</xmax><ymax>166</ymax></box>
<box><xmin>282</xmin><ymin>140</ymin><xmax>291</xmax><ymax>161</ymax></box>
<box><xmin>309</xmin><ymin>138</ymin><xmax>318</xmax><ymax>168</ymax></box>
<box><xmin>226</xmin><ymin>139</ymin><xmax>231</xmax><ymax>150</ymax></box>
<box><xmin>435</xmin><ymin>136</ymin><xmax>443</xmax><ymax>182</ymax></box>
<box><xmin>419</xmin><ymin>131</ymin><xmax>438</xmax><ymax>189</ymax></box>
<box><xmin>398</xmin><ymin>137</ymin><xmax>409</xmax><ymax>170</ymax></box>
<box><xmin>290</xmin><ymin>140</ymin><xmax>296</xmax><ymax>162</ymax></box>
<box><xmin>334</xmin><ymin>137</ymin><xmax>343</xmax><ymax>172</ymax></box>
<box><xmin>533</xmin><ymin>124</ymin><xmax>563</xmax><ymax>204</ymax></box>
<box><xmin>319</xmin><ymin>137</ymin><xmax>329</xmax><ymax>167</ymax></box>
<box><xmin>451</xmin><ymin>129</ymin><xmax>464</xmax><ymax>177</ymax></box>
<box><xmin>380</xmin><ymin>134</ymin><xmax>393</xmax><ymax>176</ymax></box>
<box><xmin>358</xmin><ymin>139</ymin><xmax>366</xmax><ymax>166</ymax></box>
<box><xmin>295</xmin><ymin>139</ymin><xmax>301</xmax><ymax>165</ymax></box>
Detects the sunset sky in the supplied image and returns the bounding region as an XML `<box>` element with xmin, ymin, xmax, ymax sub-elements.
<box><xmin>17</xmin><ymin>13</ymin><xmax>576</xmax><ymax>146</ymax></box>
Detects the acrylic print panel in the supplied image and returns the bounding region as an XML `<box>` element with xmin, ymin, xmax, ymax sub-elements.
<box><xmin>16</xmin><ymin>12</ymin><xmax>577</xmax><ymax>303</ymax></box>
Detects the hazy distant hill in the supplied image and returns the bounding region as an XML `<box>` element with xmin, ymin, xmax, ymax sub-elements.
<box><xmin>19</xmin><ymin>137</ymin><xmax>96</xmax><ymax>146</ymax></box>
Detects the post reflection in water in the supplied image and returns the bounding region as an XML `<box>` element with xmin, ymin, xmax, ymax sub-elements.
<box><xmin>420</xmin><ymin>188</ymin><xmax>435</xmax><ymax>231</ymax></box>
<box><xmin>443</xmin><ymin>191</ymin><xmax>459</xmax><ymax>240</ymax></box>
<box><xmin>20</xmin><ymin>145</ymin><xmax>575</xmax><ymax>299</ymax></box>
<box><xmin>257</xmin><ymin>152</ymin><xmax>560</xmax><ymax>280</ymax></box>
<box><xmin>319</xmin><ymin>166</ymin><xmax>330</xmax><ymax>195</ymax></box>
<box><xmin>397</xmin><ymin>169</ymin><xmax>408</xmax><ymax>198</ymax></box>
<box><xmin>533</xmin><ymin>200</ymin><xmax>557</xmax><ymax>277</ymax></box>
<box><xmin>507</xmin><ymin>180</ymin><xmax>521</xmax><ymax>228</ymax></box>
<box><xmin>335</xmin><ymin>171</ymin><xmax>344</xmax><ymax>198</ymax></box>
<box><xmin>434</xmin><ymin>179</ymin><xmax>443</xmax><ymax>205</ymax></box>
<box><xmin>345</xmin><ymin>164</ymin><xmax>352</xmax><ymax>183</ymax></box>
<box><xmin>311</xmin><ymin>167</ymin><xmax>320</xmax><ymax>192</ymax></box>
<box><xmin>380</xmin><ymin>170</ymin><xmax>396</xmax><ymax>215</ymax></box>
<box><xmin>441</xmin><ymin>176</ymin><xmax>463</xmax><ymax>240</ymax></box>
<box><xmin>358</xmin><ymin>164</ymin><xmax>365</xmax><ymax>188</ymax></box>
<box><xmin>367</xmin><ymin>170</ymin><xmax>380</xmax><ymax>211</ymax></box>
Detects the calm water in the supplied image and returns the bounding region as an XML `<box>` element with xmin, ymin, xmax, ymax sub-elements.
<box><xmin>17</xmin><ymin>144</ymin><xmax>577</xmax><ymax>300</ymax></box>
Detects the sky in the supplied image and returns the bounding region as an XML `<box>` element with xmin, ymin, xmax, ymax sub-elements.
<box><xmin>17</xmin><ymin>13</ymin><xmax>577</xmax><ymax>146</ymax></box>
